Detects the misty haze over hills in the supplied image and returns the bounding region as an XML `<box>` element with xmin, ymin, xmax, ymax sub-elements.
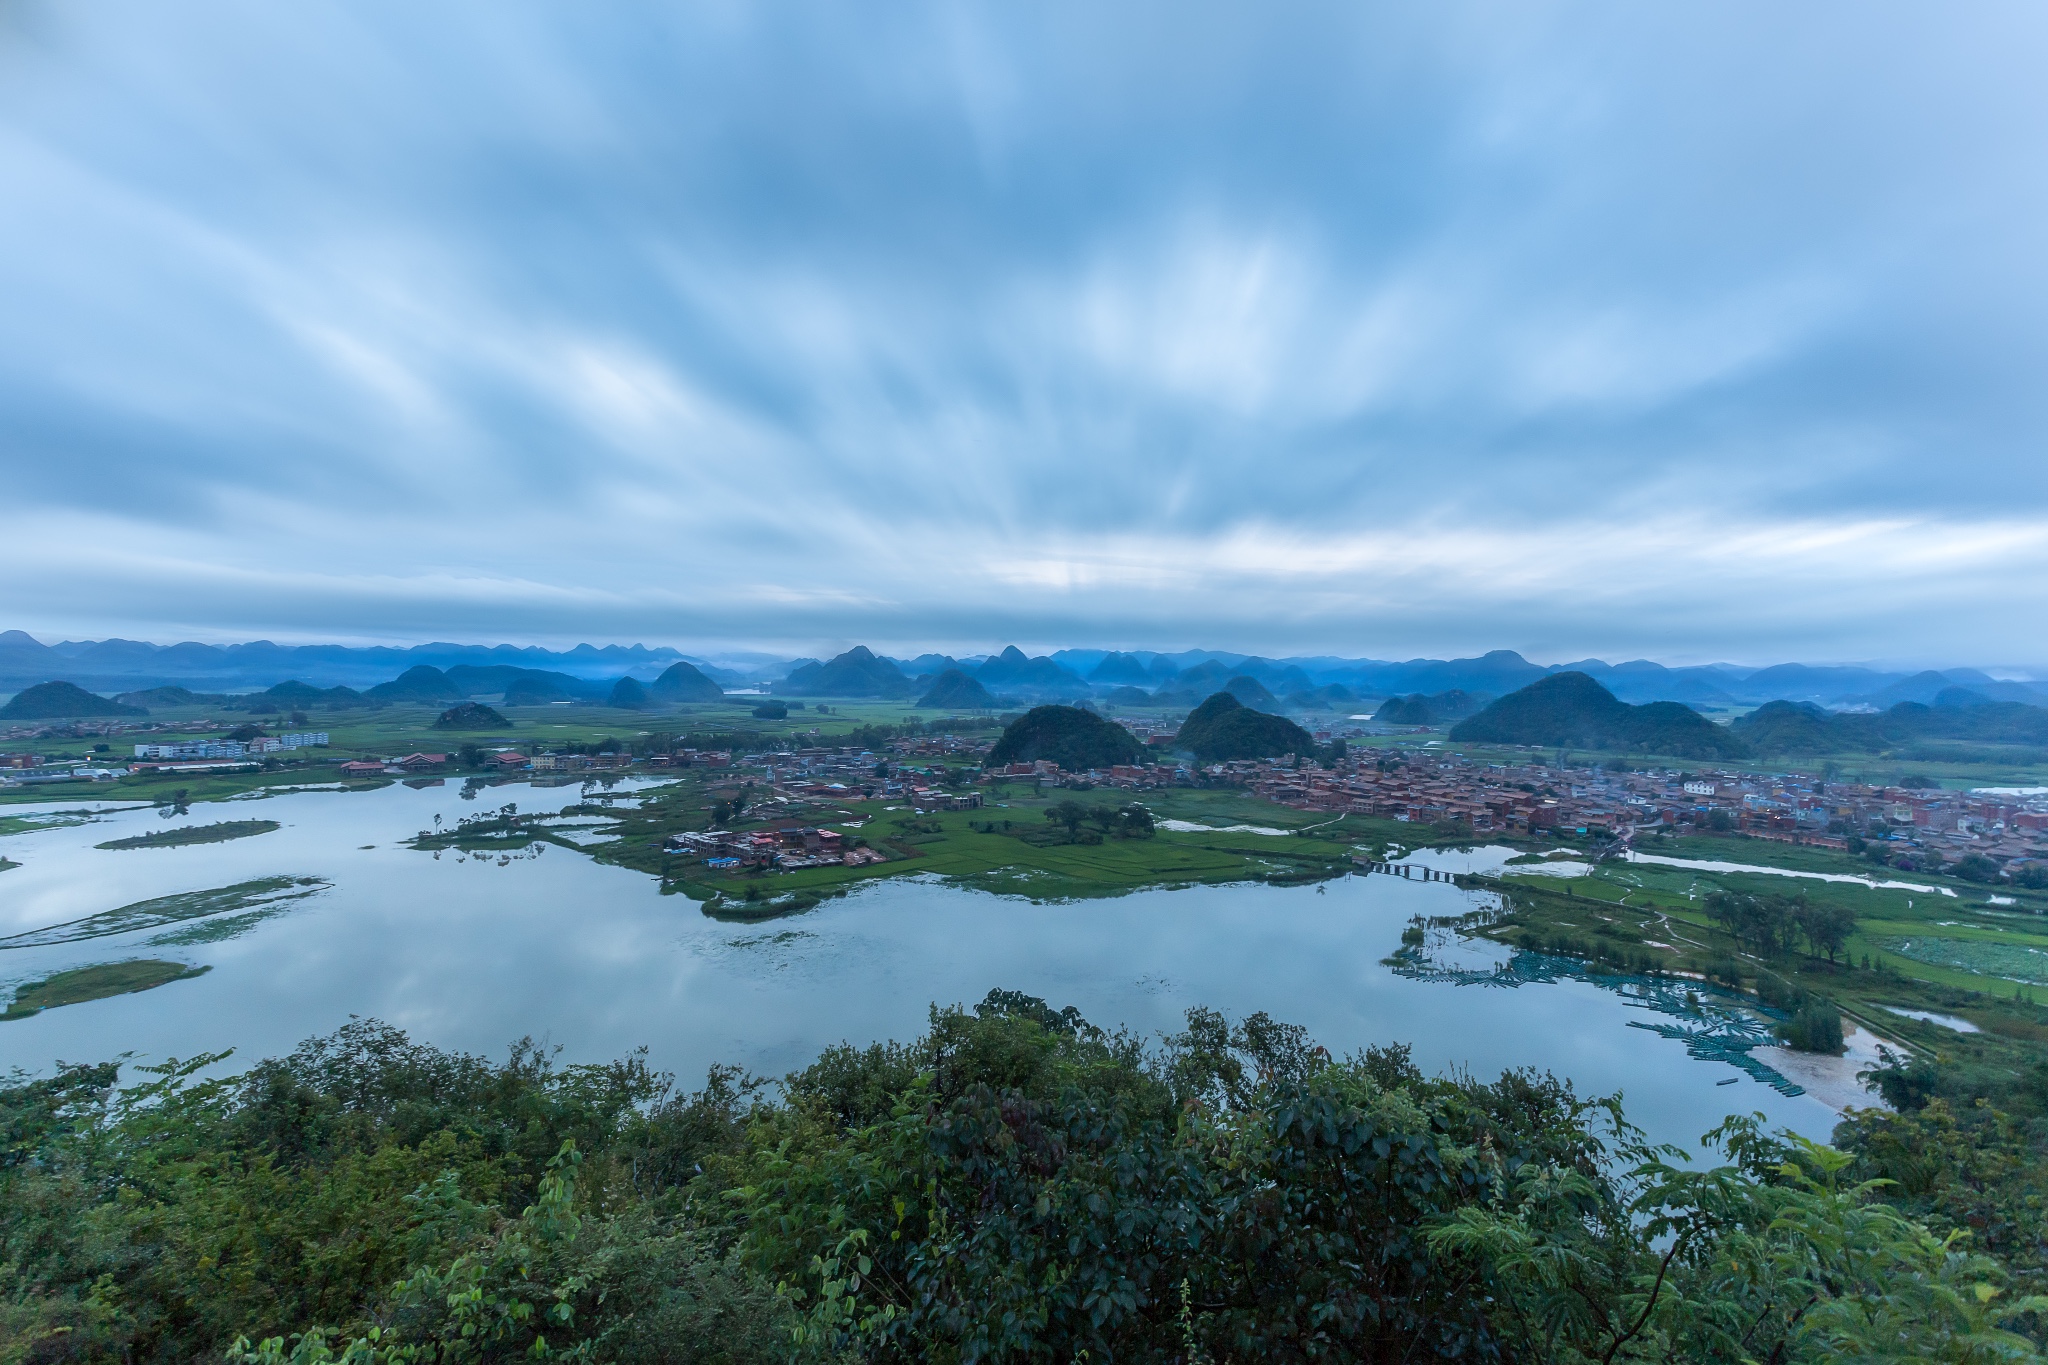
<box><xmin>3</xmin><ymin>630</ymin><xmax>2042</xmax><ymax>712</ymax></box>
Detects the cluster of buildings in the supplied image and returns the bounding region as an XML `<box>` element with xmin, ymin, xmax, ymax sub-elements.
<box><xmin>664</xmin><ymin>825</ymin><xmax>887</xmax><ymax>871</ymax></box>
<box><xmin>431</xmin><ymin>729</ymin><xmax>2048</xmax><ymax>883</ymax></box>
<box><xmin>1196</xmin><ymin>750</ymin><xmax>2048</xmax><ymax>875</ymax></box>
<box><xmin>133</xmin><ymin>732</ymin><xmax>328</xmax><ymax>759</ymax></box>
<box><xmin>17</xmin><ymin>707</ymin><xmax>2038</xmax><ymax>884</ymax></box>
<box><xmin>0</xmin><ymin>758</ymin><xmax>128</xmax><ymax>785</ymax></box>
<box><xmin>339</xmin><ymin>753</ymin><xmax>450</xmax><ymax>778</ymax></box>
<box><xmin>743</xmin><ymin>744</ymin><xmax>948</xmax><ymax>801</ymax></box>
<box><xmin>474</xmin><ymin>747</ymin><xmax>733</xmax><ymax>775</ymax></box>
<box><xmin>1</xmin><ymin>718</ymin><xmax>148</xmax><ymax>743</ymax></box>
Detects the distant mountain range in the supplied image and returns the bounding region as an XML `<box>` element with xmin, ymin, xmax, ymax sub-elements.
<box><xmin>0</xmin><ymin>631</ymin><xmax>736</xmax><ymax>693</ymax></box>
<box><xmin>1450</xmin><ymin>673</ymin><xmax>1747</xmax><ymax>759</ymax></box>
<box><xmin>1447</xmin><ymin>672</ymin><xmax>2048</xmax><ymax>759</ymax></box>
<box><xmin>774</xmin><ymin>646</ymin><xmax>2047</xmax><ymax>712</ymax></box>
<box><xmin>2</xmin><ymin>629</ymin><xmax>2043</xmax><ymax>712</ymax></box>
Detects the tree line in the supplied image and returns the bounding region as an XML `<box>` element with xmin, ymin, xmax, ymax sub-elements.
<box><xmin>1703</xmin><ymin>888</ymin><xmax>1857</xmax><ymax>964</ymax></box>
<box><xmin>4</xmin><ymin>997</ymin><xmax>2041</xmax><ymax>1365</ymax></box>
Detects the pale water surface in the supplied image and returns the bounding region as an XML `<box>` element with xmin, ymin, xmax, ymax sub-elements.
<box><xmin>0</xmin><ymin>782</ymin><xmax>1846</xmax><ymax>1151</ymax></box>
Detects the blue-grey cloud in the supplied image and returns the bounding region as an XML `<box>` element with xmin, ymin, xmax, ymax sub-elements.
<box><xmin>2</xmin><ymin>0</ymin><xmax>2045</xmax><ymax>666</ymax></box>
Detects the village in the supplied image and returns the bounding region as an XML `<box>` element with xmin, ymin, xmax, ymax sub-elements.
<box><xmin>657</xmin><ymin>722</ymin><xmax>2048</xmax><ymax>874</ymax></box>
<box><xmin>6</xmin><ymin>703</ymin><xmax>2045</xmax><ymax>881</ymax></box>
<box><xmin>597</xmin><ymin>724</ymin><xmax>2048</xmax><ymax>883</ymax></box>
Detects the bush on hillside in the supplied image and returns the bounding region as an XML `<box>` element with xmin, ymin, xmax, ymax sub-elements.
<box><xmin>433</xmin><ymin>702</ymin><xmax>512</xmax><ymax>730</ymax></box>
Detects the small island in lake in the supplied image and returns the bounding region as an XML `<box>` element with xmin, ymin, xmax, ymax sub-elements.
<box><xmin>95</xmin><ymin>820</ymin><xmax>280</xmax><ymax>851</ymax></box>
<box><xmin>1</xmin><ymin>960</ymin><xmax>211</xmax><ymax>1020</ymax></box>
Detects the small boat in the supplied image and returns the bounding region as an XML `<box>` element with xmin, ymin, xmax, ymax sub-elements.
<box><xmin>1716</xmin><ymin>1077</ymin><xmax>1740</xmax><ymax>1086</ymax></box>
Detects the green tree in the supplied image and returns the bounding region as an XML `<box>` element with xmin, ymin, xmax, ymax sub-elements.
<box><xmin>1794</xmin><ymin>899</ymin><xmax>1858</xmax><ymax>963</ymax></box>
<box><xmin>1955</xmin><ymin>853</ymin><xmax>2000</xmax><ymax>884</ymax></box>
<box><xmin>1116</xmin><ymin>802</ymin><xmax>1156</xmax><ymax>839</ymax></box>
<box><xmin>1045</xmin><ymin>799</ymin><xmax>1089</xmax><ymax>836</ymax></box>
<box><xmin>7</xmin><ymin>1003</ymin><xmax>2043</xmax><ymax>1365</ymax></box>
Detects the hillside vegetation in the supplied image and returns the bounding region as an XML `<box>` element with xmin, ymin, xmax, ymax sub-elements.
<box><xmin>976</xmin><ymin>645</ymin><xmax>1090</xmax><ymax>695</ymax></box>
<box><xmin>917</xmin><ymin>667</ymin><xmax>998</xmax><ymax>709</ymax></box>
<box><xmin>2</xmin><ymin>1004</ymin><xmax>2036</xmax><ymax>1365</ymax></box>
<box><xmin>112</xmin><ymin>685</ymin><xmax>210</xmax><ymax>709</ymax></box>
<box><xmin>1375</xmin><ymin>688</ymin><xmax>1486</xmax><ymax>725</ymax></box>
<box><xmin>0</xmin><ymin>680</ymin><xmax>146</xmax><ymax>720</ymax></box>
<box><xmin>987</xmin><ymin>704</ymin><xmax>1142</xmax><ymax>770</ymax></box>
<box><xmin>1220</xmin><ymin>674</ymin><xmax>1281</xmax><ymax>710</ymax></box>
<box><xmin>1451</xmin><ymin>672</ymin><xmax>1746</xmax><ymax>758</ymax></box>
<box><xmin>1175</xmin><ymin>692</ymin><xmax>1316</xmax><ymax>761</ymax></box>
<box><xmin>432</xmin><ymin>702</ymin><xmax>512</xmax><ymax>730</ymax></box>
<box><xmin>363</xmin><ymin>665</ymin><xmax>464</xmax><ymax>703</ymax></box>
<box><xmin>649</xmin><ymin>660</ymin><xmax>725</xmax><ymax>702</ymax></box>
<box><xmin>260</xmin><ymin>680</ymin><xmax>363</xmax><ymax>709</ymax></box>
<box><xmin>775</xmin><ymin>646</ymin><xmax>916</xmax><ymax>698</ymax></box>
<box><xmin>1737</xmin><ymin>693</ymin><xmax>2048</xmax><ymax>755</ymax></box>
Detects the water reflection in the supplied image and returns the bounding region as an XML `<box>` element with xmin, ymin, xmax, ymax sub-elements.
<box><xmin>0</xmin><ymin>781</ymin><xmax>1843</xmax><ymax>1151</ymax></box>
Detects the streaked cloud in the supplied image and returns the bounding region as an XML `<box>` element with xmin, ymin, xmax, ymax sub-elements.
<box><xmin>1</xmin><ymin>0</ymin><xmax>2044</xmax><ymax>665</ymax></box>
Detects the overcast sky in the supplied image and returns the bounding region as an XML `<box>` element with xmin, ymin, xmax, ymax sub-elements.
<box><xmin>2</xmin><ymin>1</ymin><xmax>2045</xmax><ymax>668</ymax></box>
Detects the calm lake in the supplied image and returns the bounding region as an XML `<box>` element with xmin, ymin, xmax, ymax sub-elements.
<box><xmin>0</xmin><ymin>779</ymin><xmax>1847</xmax><ymax>1151</ymax></box>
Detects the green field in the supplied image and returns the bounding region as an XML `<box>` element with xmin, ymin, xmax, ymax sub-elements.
<box><xmin>10</xmin><ymin>684</ymin><xmax>2046</xmax><ymax>806</ymax></box>
<box><xmin>1451</xmin><ymin>824</ymin><xmax>2048</xmax><ymax>1101</ymax></box>
<box><xmin>414</xmin><ymin>777</ymin><xmax>1409</xmax><ymax>908</ymax></box>
<box><xmin>0</xmin><ymin>810</ymin><xmax>103</xmax><ymax>836</ymax></box>
<box><xmin>0</xmin><ymin>697</ymin><xmax>1005</xmax><ymax>806</ymax></box>
<box><xmin>10</xmin><ymin>688</ymin><xmax>2048</xmax><ymax>1075</ymax></box>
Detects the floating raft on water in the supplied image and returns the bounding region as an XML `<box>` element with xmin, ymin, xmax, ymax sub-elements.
<box><xmin>1626</xmin><ymin>1020</ymin><xmax>1805</xmax><ymax>1097</ymax></box>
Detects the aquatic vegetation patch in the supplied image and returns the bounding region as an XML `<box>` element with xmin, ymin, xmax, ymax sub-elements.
<box><xmin>704</xmin><ymin>889</ymin><xmax>835</xmax><ymax>922</ymax></box>
<box><xmin>147</xmin><ymin>907</ymin><xmax>298</xmax><ymax>946</ymax></box>
<box><xmin>408</xmin><ymin>801</ymin><xmax>605</xmax><ymax>853</ymax></box>
<box><xmin>0</xmin><ymin>811</ymin><xmax>101</xmax><ymax>838</ymax></box>
<box><xmin>0</xmin><ymin>876</ymin><xmax>328</xmax><ymax>949</ymax></box>
<box><xmin>2</xmin><ymin>959</ymin><xmax>211</xmax><ymax>1020</ymax></box>
<box><xmin>1883</xmin><ymin>935</ymin><xmax>2048</xmax><ymax>984</ymax></box>
<box><xmin>1391</xmin><ymin>931</ymin><xmax>1810</xmax><ymax>1096</ymax></box>
<box><xmin>95</xmin><ymin>819</ymin><xmax>280</xmax><ymax>850</ymax></box>
<box><xmin>728</xmin><ymin>929</ymin><xmax>818</xmax><ymax>949</ymax></box>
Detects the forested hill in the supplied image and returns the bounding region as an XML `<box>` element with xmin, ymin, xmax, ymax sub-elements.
<box><xmin>773</xmin><ymin>646</ymin><xmax>915</xmax><ymax>698</ymax></box>
<box><xmin>1373</xmin><ymin>688</ymin><xmax>1485</xmax><ymax>725</ymax></box>
<box><xmin>1449</xmin><ymin>672</ymin><xmax>1747</xmax><ymax>758</ymax></box>
<box><xmin>3</xmin><ymin>1003</ymin><xmax>2035</xmax><ymax>1364</ymax></box>
<box><xmin>1174</xmin><ymin>692</ymin><xmax>1317</xmax><ymax>761</ymax></box>
<box><xmin>1736</xmin><ymin>692</ymin><xmax>2048</xmax><ymax>754</ymax></box>
<box><xmin>0</xmin><ymin>679</ymin><xmax>145</xmax><ymax>719</ymax></box>
<box><xmin>917</xmin><ymin>667</ymin><xmax>998</xmax><ymax>709</ymax></box>
<box><xmin>987</xmin><ymin>704</ymin><xmax>1141</xmax><ymax>770</ymax></box>
<box><xmin>648</xmin><ymin>659</ymin><xmax>725</xmax><ymax>702</ymax></box>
